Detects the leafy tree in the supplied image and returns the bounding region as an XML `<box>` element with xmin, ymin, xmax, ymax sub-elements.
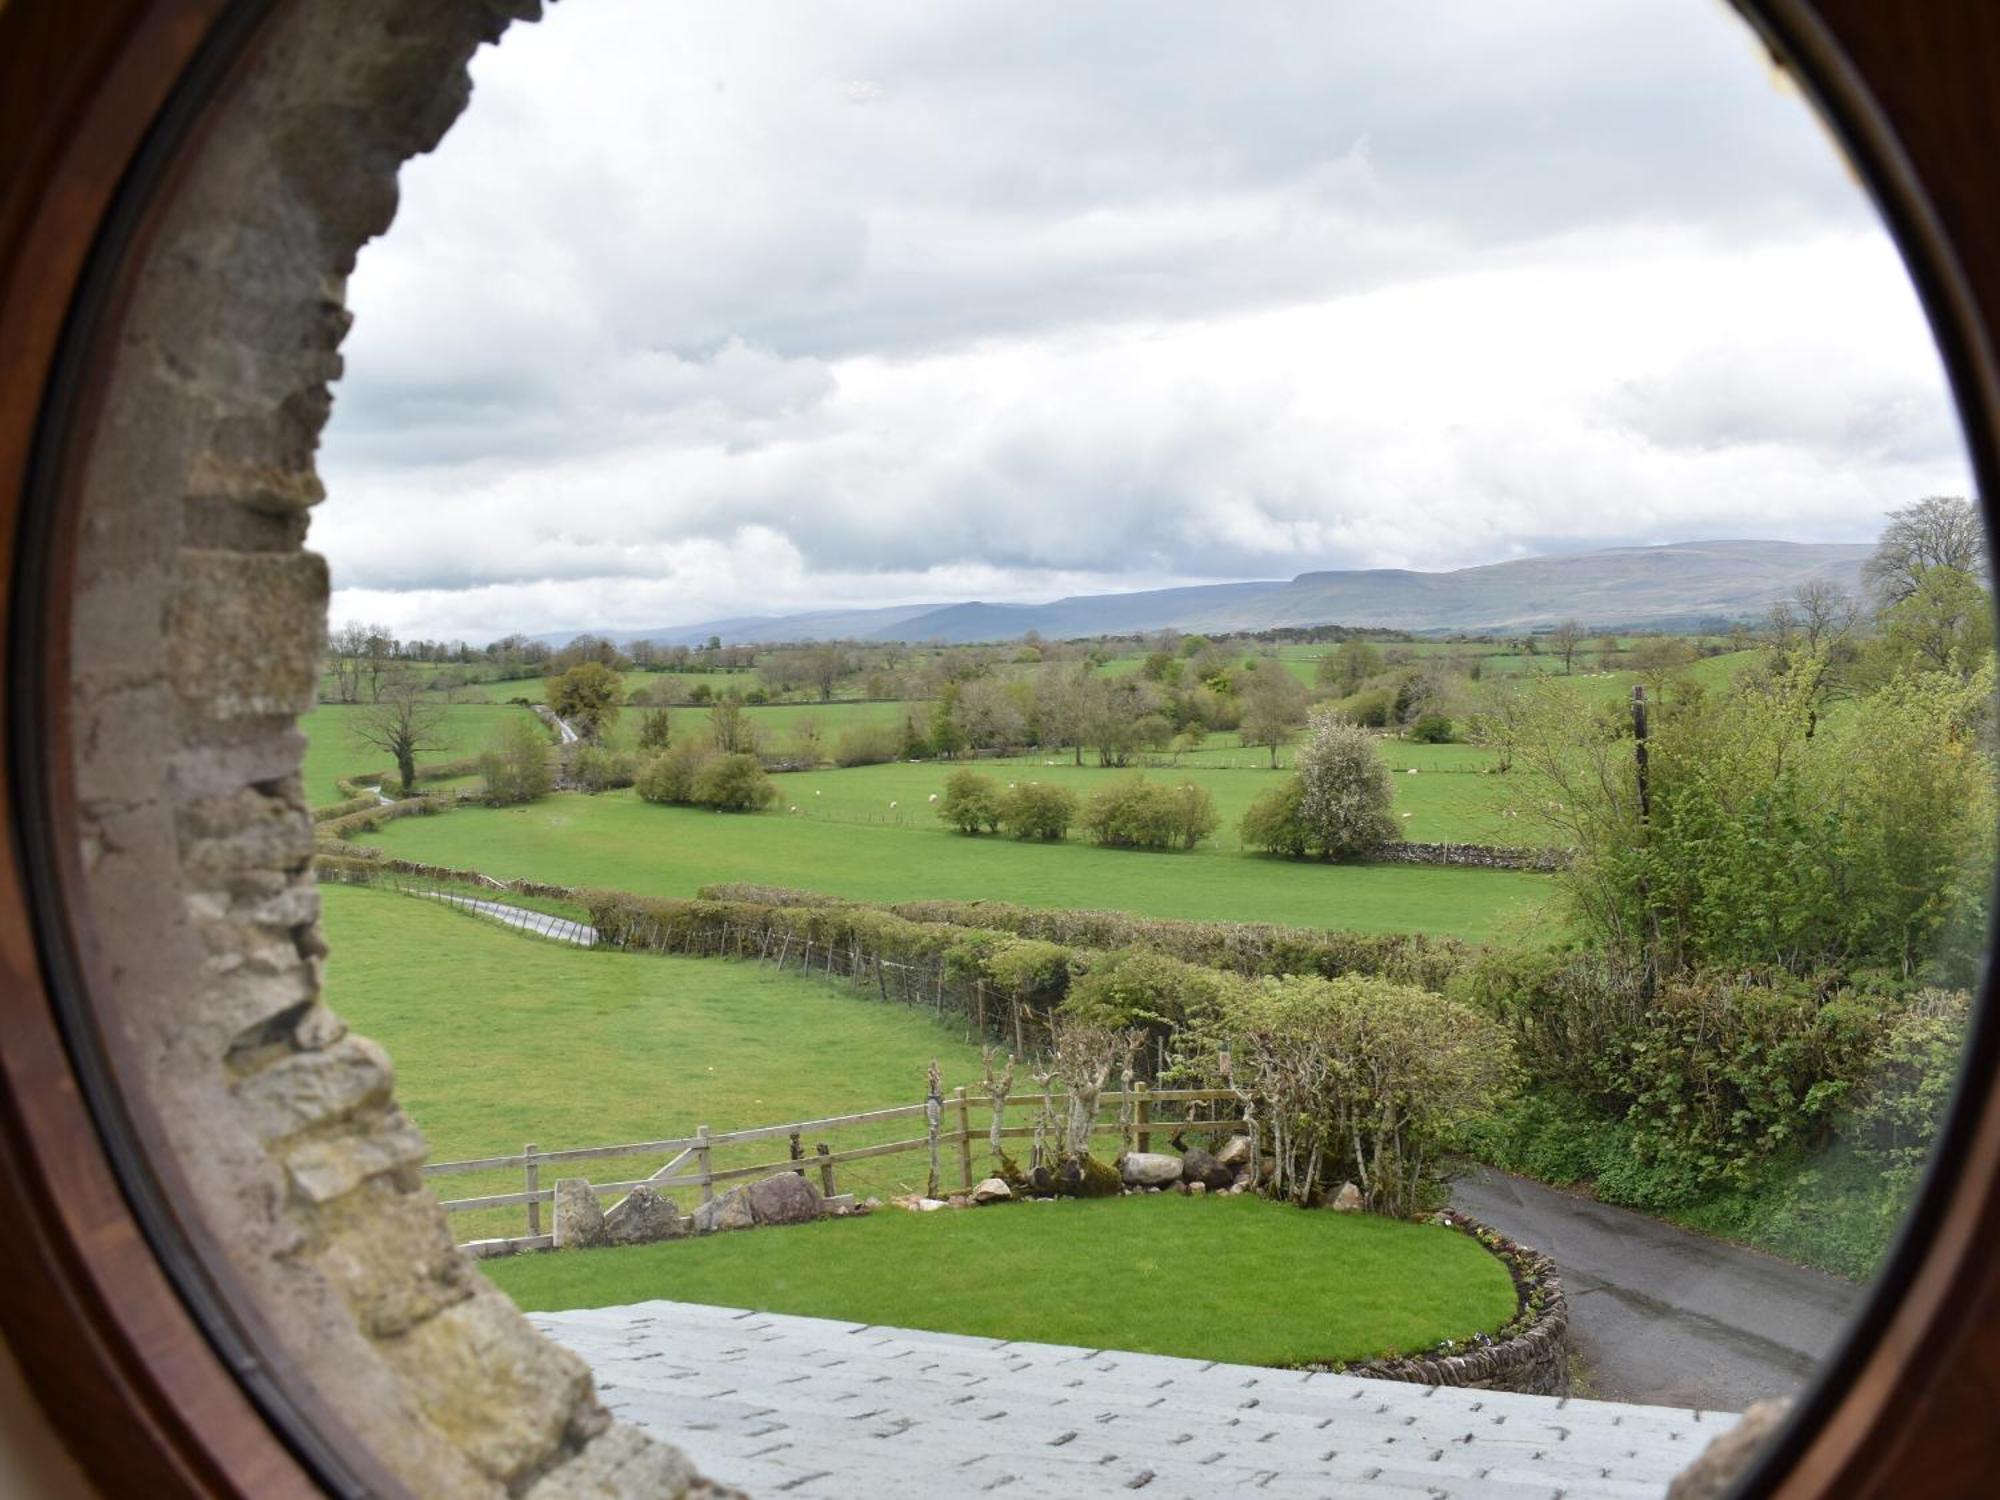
<box><xmin>1237</xmin><ymin>662</ymin><xmax>1309</xmax><ymax>767</ymax></box>
<box><xmin>929</xmin><ymin>687</ymin><xmax>969</xmax><ymax>759</ymax></box>
<box><xmin>636</xmin><ymin>707</ymin><xmax>674</xmax><ymax>752</ymax></box>
<box><xmin>1863</xmin><ymin>495</ymin><xmax>1984</xmax><ymax>604</ymax></box>
<box><xmin>1869</xmin><ymin>563</ymin><xmax>1994</xmax><ymax>680</ymax></box>
<box><xmin>937</xmin><ymin>768</ymin><xmax>1003</xmax><ymax>834</ymax></box>
<box><xmin>354</xmin><ymin>674</ymin><xmax>446</xmax><ymax>794</ymax></box>
<box><xmin>477</xmin><ymin>712</ymin><xmax>553</xmax><ymax>805</ymax></box>
<box><xmin>708</xmin><ymin>691</ymin><xmax>756</xmax><ymax>753</ymax></box>
<box><xmin>803</xmin><ymin>642</ymin><xmax>850</xmax><ymax>702</ymax></box>
<box><xmin>547</xmin><ymin>661</ymin><xmax>623</xmax><ymax>743</ymax></box>
<box><xmin>1294</xmin><ymin>709</ymin><xmax>1398</xmax><ymax>857</ymax></box>
<box><xmin>690</xmin><ymin>753</ymin><xmax>778</xmax><ymax>811</ymax></box>
<box><xmin>998</xmin><ymin>781</ymin><xmax>1080</xmax><ymax>841</ymax></box>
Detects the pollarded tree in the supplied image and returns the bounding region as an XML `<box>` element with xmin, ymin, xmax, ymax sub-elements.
<box><xmin>1294</xmin><ymin>708</ymin><xmax>1398</xmax><ymax>857</ymax></box>
<box><xmin>354</xmin><ymin>674</ymin><xmax>447</xmax><ymax>795</ymax></box>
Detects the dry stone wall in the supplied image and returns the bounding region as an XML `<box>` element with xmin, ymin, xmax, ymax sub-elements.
<box><xmin>63</xmin><ymin>0</ymin><xmax>720</xmax><ymax>1493</ymax></box>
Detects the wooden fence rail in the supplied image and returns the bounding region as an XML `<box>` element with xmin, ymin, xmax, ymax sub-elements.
<box><xmin>426</xmin><ymin>1085</ymin><xmax>1246</xmax><ymax>1252</ymax></box>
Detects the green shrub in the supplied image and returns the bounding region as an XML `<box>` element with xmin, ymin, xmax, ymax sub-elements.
<box><xmin>478</xmin><ymin>713</ymin><xmax>554</xmax><ymax>805</ymax></box>
<box><xmin>998</xmin><ymin>781</ymin><xmax>1079</xmax><ymax>840</ymax></box>
<box><xmin>1238</xmin><ymin>776</ymin><xmax>1310</xmax><ymax>857</ymax></box>
<box><xmin>635</xmin><ymin>741</ymin><xmax>715</xmax><ymax>804</ymax></box>
<box><xmin>690</xmin><ymin>753</ymin><xmax>778</xmax><ymax>812</ymax></box>
<box><xmin>937</xmin><ymin>768</ymin><xmax>1003</xmax><ymax>834</ymax></box>
<box><xmin>569</xmin><ymin>745</ymin><xmax>635</xmax><ymax>794</ymax></box>
<box><xmin>1295</xmin><ymin>711</ymin><xmax>1398</xmax><ymax>857</ymax></box>
<box><xmin>1408</xmin><ymin>713</ymin><xmax>1455</xmax><ymax>743</ymax></box>
<box><xmin>1081</xmin><ymin>776</ymin><xmax>1218</xmax><ymax>851</ymax></box>
<box><xmin>832</xmin><ymin>723</ymin><xmax>902</xmax><ymax>767</ymax></box>
<box><xmin>1064</xmin><ymin>948</ymin><xmax>1243</xmax><ymax>1032</ymax></box>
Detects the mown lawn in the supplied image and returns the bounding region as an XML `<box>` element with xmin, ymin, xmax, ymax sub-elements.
<box><xmin>322</xmin><ymin>884</ymin><xmax>991</xmax><ymax>1241</ymax></box>
<box><xmin>484</xmin><ymin>1192</ymin><xmax>1518</xmax><ymax>1367</ymax></box>
<box><xmin>358</xmin><ymin>790</ymin><xmax>1552</xmax><ymax>939</ymax></box>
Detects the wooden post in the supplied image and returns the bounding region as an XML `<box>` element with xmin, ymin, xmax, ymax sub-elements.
<box><xmin>1135</xmin><ymin>1084</ymin><xmax>1151</xmax><ymax>1155</ymax></box>
<box><xmin>1632</xmin><ymin>683</ymin><xmax>1658</xmax><ymax>999</ymax></box>
<box><xmin>789</xmin><ymin>1129</ymin><xmax>804</xmax><ymax>1177</ymax></box>
<box><xmin>816</xmin><ymin>1142</ymin><xmax>836</xmax><ymax>1198</ymax></box>
<box><xmin>955</xmin><ymin>1086</ymin><xmax>973</xmax><ymax>1190</ymax></box>
<box><xmin>696</xmin><ymin>1124</ymin><xmax>714</xmax><ymax>1206</ymax></box>
<box><xmin>974</xmin><ymin>980</ymin><xmax>986</xmax><ymax>1036</ymax></box>
<box><xmin>524</xmin><ymin>1143</ymin><xmax>541</xmax><ymax>1236</ymax></box>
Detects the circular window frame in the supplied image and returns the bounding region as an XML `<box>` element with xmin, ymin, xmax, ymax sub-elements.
<box><xmin>2</xmin><ymin>1</ymin><xmax>1998</xmax><ymax>1497</ymax></box>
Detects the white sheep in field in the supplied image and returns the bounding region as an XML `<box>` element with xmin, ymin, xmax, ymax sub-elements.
<box><xmin>928</xmin><ymin>793</ymin><xmax>938</xmax><ymax>802</ymax></box>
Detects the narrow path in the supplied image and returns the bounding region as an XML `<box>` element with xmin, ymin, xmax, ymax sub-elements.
<box><xmin>407</xmin><ymin>887</ymin><xmax>598</xmax><ymax>946</ymax></box>
<box><xmin>1450</xmin><ymin>1164</ymin><xmax>1863</xmax><ymax>1412</ymax></box>
<box><xmin>535</xmin><ymin>1299</ymin><xmax>1732</xmax><ymax>1500</ymax></box>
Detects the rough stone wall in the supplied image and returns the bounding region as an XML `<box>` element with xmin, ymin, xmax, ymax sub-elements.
<box><xmin>1368</xmin><ymin>840</ymin><xmax>1573</xmax><ymax>873</ymax></box>
<box><xmin>1346</xmin><ymin>1214</ymin><xmax>1571</xmax><ymax>1397</ymax></box>
<box><xmin>65</xmin><ymin>1</ymin><xmax>716</xmax><ymax>1494</ymax></box>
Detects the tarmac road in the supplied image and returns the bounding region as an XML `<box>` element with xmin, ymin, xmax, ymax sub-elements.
<box><xmin>1450</xmin><ymin>1163</ymin><xmax>1866</xmax><ymax>1412</ymax></box>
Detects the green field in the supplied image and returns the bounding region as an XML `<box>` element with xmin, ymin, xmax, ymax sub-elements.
<box><xmin>322</xmin><ymin>884</ymin><xmax>991</xmax><ymax>1241</ymax></box>
<box><xmin>357</xmin><ymin>789</ymin><xmax>1550</xmax><ymax>938</ymax></box>
<box><xmin>484</xmin><ymin>1192</ymin><xmax>1517</xmax><ymax>1366</ymax></box>
<box><xmin>301</xmin><ymin>701</ymin><xmax>531</xmax><ymax>806</ymax></box>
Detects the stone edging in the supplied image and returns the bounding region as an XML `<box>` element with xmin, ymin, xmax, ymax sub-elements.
<box><xmin>1337</xmin><ymin>1210</ymin><xmax>1571</xmax><ymax>1396</ymax></box>
<box><xmin>1367</xmin><ymin>840</ymin><xmax>1573</xmax><ymax>872</ymax></box>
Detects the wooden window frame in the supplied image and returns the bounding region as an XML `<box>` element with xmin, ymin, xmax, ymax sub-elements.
<box><xmin>0</xmin><ymin>1</ymin><xmax>1996</xmax><ymax>1495</ymax></box>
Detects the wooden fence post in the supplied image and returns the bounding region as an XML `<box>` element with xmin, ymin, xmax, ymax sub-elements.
<box><xmin>955</xmin><ymin>1086</ymin><xmax>973</xmax><ymax>1190</ymax></box>
<box><xmin>696</xmin><ymin>1124</ymin><xmax>714</xmax><ymax>1206</ymax></box>
<box><xmin>1135</xmin><ymin>1084</ymin><xmax>1151</xmax><ymax>1155</ymax></box>
<box><xmin>789</xmin><ymin>1129</ymin><xmax>804</xmax><ymax>1177</ymax></box>
<box><xmin>524</xmin><ymin>1142</ymin><xmax>541</xmax><ymax>1236</ymax></box>
<box><xmin>816</xmin><ymin>1142</ymin><xmax>836</xmax><ymax>1199</ymax></box>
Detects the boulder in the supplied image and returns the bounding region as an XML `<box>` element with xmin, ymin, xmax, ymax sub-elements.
<box><xmin>603</xmin><ymin>1186</ymin><xmax>686</xmax><ymax>1246</ymax></box>
<box><xmin>692</xmin><ymin>1188</ymin><xmax>755</xmax><ymax>1235</ymax></box>
<box><xmin>1188</xmin><ymin>1181</ymin><xmax>1206</xmax><ymax>1197</ymax></box>
<box><xmin>1329</xmin><ymin>1181</ymin><xmax>1363</xmax><ymax>1213</ymax></box>
<box><xmin>1180</xmin><ymin>1147</ymin><xmax>1232</xmax><ymax>1191</ymax></box>
<box><xmin>971</xmin><ymin>1178</ymin><xmax>1012</xmax><ymax>1204</ymax></box>
<box><xmin>1216</xmin><ymin>1135</ymin><xmax>1253</xmax><ymax>1169</ymax></box>
<box><xmin>745</xmin><ymin>1172</ymin><xmax>823</xmax><ymax>1227</ymax></box>
<box><xmin>1120</xmin><ymin>1151</ymin><xmax>1183</xmax><ymax>1187</ymax></box>
<box><xmin>551</xmin><ymin>1178</ymin><xmax>606</xmax><ymax>1249</ymax></box>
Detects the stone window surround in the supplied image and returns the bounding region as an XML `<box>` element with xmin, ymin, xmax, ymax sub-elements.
<box><xmin>53</xmin><ymin>0</ymin><xmax>714</xmax><ymax>1494</ymax></box>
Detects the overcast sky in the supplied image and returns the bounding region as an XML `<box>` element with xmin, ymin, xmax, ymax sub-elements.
<box><xmin>316</xmin><ymin>0</ymin><xmax>1974</xmax><ymax>643</ymax></box>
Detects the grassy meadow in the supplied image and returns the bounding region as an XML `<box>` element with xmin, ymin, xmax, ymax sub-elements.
<box><xmin>322</xmin><ymin>883</ymin><xmax>992</xmax><ymax>1242</ymax></box>
<box><xmin>358</xmin><ymin>790</ymin><xmax>1550</xmax><ymax>939</ymax></box>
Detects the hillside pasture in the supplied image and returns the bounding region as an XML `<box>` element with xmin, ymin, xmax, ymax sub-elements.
<box><xmin>356</xmin><ymin>788</ymin><xmax>1551</xmax><ymax>938</ymax></box>
<box><xmin>302</xmin><ymin>701</ymin><xmax>533</xmax><ymax>807</ymax></box>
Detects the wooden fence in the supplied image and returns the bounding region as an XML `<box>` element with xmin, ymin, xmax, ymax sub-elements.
<box><xmin>425</xmin><ymin>1085</ymin><xmax>1246</xmax><ymax>1256</ymax></box>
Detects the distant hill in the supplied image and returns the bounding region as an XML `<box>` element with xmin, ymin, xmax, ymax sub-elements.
<box><xmin>544</xmin><ymin>539</ymin><xmax>1871</xmax><ymax>647</ymax></box>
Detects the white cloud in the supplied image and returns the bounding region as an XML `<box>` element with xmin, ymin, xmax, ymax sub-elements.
<box><xmin>318</xmin><ymin>0</ymin><xmax>1972</xmax><ymax>641</ymax></box>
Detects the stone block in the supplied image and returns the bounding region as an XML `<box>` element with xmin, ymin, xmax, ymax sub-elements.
<box><xmin>307</xmin><ymin>1177</ymin><xmax>474</xmax><ymax>1337</ymax></box>
<box><xmin>604</xmin><ymin>1186</ymin><xmax>687</xmax><ymax>1246</ymax></box>
<box><xmin>745</xmin><ymin>1171</ymin><xmax>822</xmax><ymax>1226</ymax></box>
<box><xmin>282</xmin><ymin>1108</ymin><xmax>429</xmax><ymax>1204</ymax></box>
<box><xmin>554</xmin><ymin>1179</ymin><xmax>608</xmax><ymax>1249</ymax></box>
<box><xmin>522</xmin><ymin>1425</ymin><xmax>704</xmax><ymax>1500</ymax></box>
<box><xmin>971</xmin><ymin>1177</ymin><xmax>1012</xmax><ymax>1204</ymax></box>
<box><xmin>378</xmin><ymin>1284</ymin><xmax>595</xmax><ymax>1487</ymax></box>
<box><xmin>692</xmin><ymin>1188</ymin><xmax>755</xmax><ymax>1234</ymax></box>
<box><xmin>232</xmin><ymin>1033</ymin><xmax>395</xmax><ymax>1145</ymax></box>
<box><xmin>1119</xmin><ymin>1151</ymin><xmax>1183</xmax><ymax>1187</ymax></box>
<box><xmin>166</xmin><ymin>548</ymin><xmax>327</xmax><ymax>719</ymax></box>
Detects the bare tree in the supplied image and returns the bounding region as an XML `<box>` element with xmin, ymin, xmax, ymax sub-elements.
<box><xmin>355</xmin><ymin>674</ymin><xmax>447</xmax><ymax>794</ymax></box>
<box><xmin>1862</xmin><ymin>495</ymin><xmax>1984</xmax><ymax>604</ymax></box>
<box><xmin>1549</xmin><ymin>619</ymin><xmax>1582</xmax><ymax>675</ymax></box>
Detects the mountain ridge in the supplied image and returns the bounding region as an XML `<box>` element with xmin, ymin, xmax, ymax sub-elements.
<box><xmin>538</xmin><ymin>539</ymin><xmax>1871</xmax><ymax>647</ymax></box>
